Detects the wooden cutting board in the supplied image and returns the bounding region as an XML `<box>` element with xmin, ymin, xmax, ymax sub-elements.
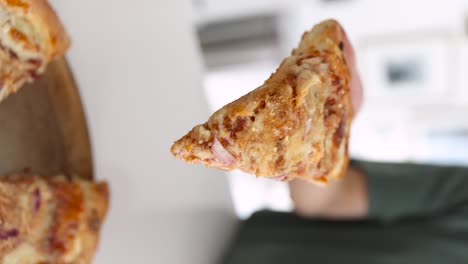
<box><xmin>0</xmin><ymin>58</ymin><xmax>93</xmax><ymax>180</ymax></box>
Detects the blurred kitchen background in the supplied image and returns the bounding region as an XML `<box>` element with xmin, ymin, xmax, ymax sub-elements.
<box><xmin>192</xmin><ymin>0</ymin><xmax>468</xmax><ymax>218</ymax></box>
<box><xmin>48</xmin><ymin>0</ymin><xmax>468</xmax><ymax>263</ymax></box>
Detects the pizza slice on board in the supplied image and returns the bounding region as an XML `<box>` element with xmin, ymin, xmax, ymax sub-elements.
<box><xmin>0</xmin><ymin>0</ymin><xmax>70</xmax><ymax>102</ymax></box>
<box><xmin>0</xmin><ymin>175</ymin><xmax>108</xmax><ymax>263</ymax></box>
<box><xmin>171</xmin><ymin>19</ymin><xmax>353</xmax><ymax>185</ymax></box>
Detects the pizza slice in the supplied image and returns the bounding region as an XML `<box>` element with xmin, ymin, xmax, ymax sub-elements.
<box><xmin>0</xmin><ymin>0</ymin><xmax>70</xmax><ymax>102</ymax></box>
<box><xmin>171</xmin><ymin>19</ymin><xmax>353</xmax><ymax>185</ymax></box>
<box><xmin>0</xmin><ymin>175</ymin><xmax>108</xmax><ymax>264</ymax></box>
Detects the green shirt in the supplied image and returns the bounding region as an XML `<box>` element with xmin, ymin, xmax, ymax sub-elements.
<box><xmin>223</xmin><ymin>160</ymin><xmax>468</xmax><ymax>264</ymax></box>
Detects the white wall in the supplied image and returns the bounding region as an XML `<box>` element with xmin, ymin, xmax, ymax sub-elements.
<box><xmin>49</xmin><ymin>1</ymin><xmax>236</xmax><ymax>263</ymax></box>
<box><xmin>279</xmin><ymin>0</ymin><xmax>467</xmax><ymax>55</ymax></box>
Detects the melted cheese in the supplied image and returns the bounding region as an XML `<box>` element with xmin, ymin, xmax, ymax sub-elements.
<box><xmin>3</xmin><ymin>244</ymin><xmax>47</xmax><ymax>264</ymax></box>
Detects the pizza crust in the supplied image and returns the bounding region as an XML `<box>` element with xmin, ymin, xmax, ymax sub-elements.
<box><xmin>0</xmin><ymin>0</ymin><xmax>70</xmax><ymax>102</ymax></box>
<box><xmin>171</xmin><ymin>20</ymin><xmax>353</xmax><ymax>185</ymax></box>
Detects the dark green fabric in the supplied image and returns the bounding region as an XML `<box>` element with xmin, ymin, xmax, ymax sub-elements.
<box><xmin>352</xmin><ymin>160</ymin><xmax>468</xmax><ymax>221</ymax></box>
<box><xmin>223</xmin><ymin>160</ymin><xmax>468</xmax><ymax>264</ymax></box>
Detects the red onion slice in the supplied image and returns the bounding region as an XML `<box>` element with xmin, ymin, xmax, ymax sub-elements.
<box><xmin>211</xmin><ymin>137</ymin><xmax>236</xmax><ymax>167</ymax></box>
<box><xmin>306</xmin><ymin>57</ymin><xmax>322</xmax><ymax>65</ymax></box>
<box><xmin>0</xmin><ymin>229</ymin><xmax>18</xmax><ymax>240</ymax></box>
<box><xmin>305</xmin><ymin>118</ymin><xmax>312</xmax><ymax>134</ymax></box>
<box><xmin>33</xmin><ymin>188</ymin><xmax>41</xmax><ymax>212</ymax></box>
<box><xmin>272</xmin><ymin>173</ymin><xmax>288</xmax><ymax>181</ymax></box>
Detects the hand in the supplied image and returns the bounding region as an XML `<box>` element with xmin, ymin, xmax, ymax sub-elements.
<box><xmin>340</xmin><ymin>26</ymin><xmax>364</xmax><ymax>114</ymax></box>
